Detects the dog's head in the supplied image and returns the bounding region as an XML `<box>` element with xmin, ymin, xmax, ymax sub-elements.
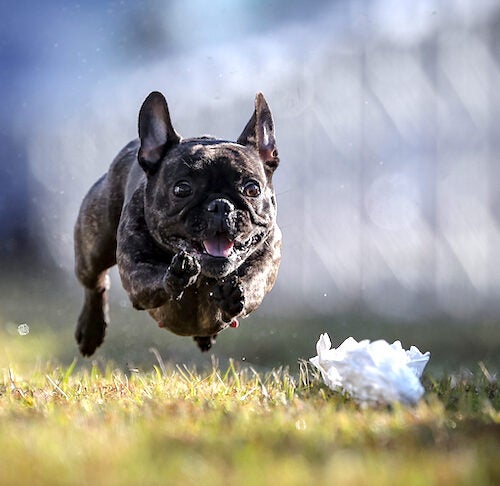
<box><xmin>137</xmin><ymin>91</ymin><xmax>279</xmax><ymax>278</ymax></box>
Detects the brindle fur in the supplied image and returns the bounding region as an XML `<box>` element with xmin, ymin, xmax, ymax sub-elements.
<box><xmin>74</xmin><ymin>91</ymin><xmax>281</xmax><ymax>356</ymax></box>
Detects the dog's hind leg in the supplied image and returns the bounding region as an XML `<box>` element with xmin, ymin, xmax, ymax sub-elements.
<box><xmin>193</xmin><ymin>334</ymin><xmax>218</xmax><ymax>352</ymax></box>
<box><xmin>75</xmin><ymin>273</ymin><xmax>111</xmax><ymax>357</ymax></box>
<box><xmin>74</xmin><ymin>176</ymin><xmax>119</xmax><ymax>356</ymax></box>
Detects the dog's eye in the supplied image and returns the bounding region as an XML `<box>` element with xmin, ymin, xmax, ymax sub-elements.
<box><xmin>173</xmin><ymin>181</ymin><xmax>192</xmax><ymax>198</ymax></box>
<box><xmin>243</xmin><ymin>181</ymin><xmax>261</xmax><ymax>197</ymax></box>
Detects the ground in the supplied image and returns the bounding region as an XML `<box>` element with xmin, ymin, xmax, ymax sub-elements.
<box><xmin>0</xmin><ymin>329</ymin><xmax>498</xmax><ymax>486</ymax></box>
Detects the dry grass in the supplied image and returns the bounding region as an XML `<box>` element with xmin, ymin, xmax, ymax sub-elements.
<box><xmin>0</xmin><ymin>328</ymin><xmax>499</xmax><ymax>486</ymax></box>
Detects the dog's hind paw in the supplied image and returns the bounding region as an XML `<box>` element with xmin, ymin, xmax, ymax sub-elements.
<box><xmin>75</xmin><ymin>317</ymin><xmax>107</xmax><ymax>357</ymax></box>
<box><xmin>75</xmin><ymin>293</ymin><xmax>108</xmax><ymax>357</ymax></box>
<box><xmin>193</xmin><ymin>335</ymin><xmax>217</xmax><ymax>352</ymax></box>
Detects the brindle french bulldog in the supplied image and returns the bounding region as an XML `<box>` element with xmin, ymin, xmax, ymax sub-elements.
<box><xmin>74</xmin><ymin>91</ymin><xmax>281</xmax><ymax>356</ymax></box>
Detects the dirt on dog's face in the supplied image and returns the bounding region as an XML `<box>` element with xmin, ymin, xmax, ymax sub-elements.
<box><xmin>143</xmin><ymin>140</ymin><xmax>277</xmax><ymax>278</ymax></box>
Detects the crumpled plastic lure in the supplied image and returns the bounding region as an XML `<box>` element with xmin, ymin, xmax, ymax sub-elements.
<box><xmin>310</xmin><ymin>333</ymin><xmax>430</xmax><ymax>405</ymax></box>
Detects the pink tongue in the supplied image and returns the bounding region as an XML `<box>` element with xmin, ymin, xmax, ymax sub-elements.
<box><xmin>203</xmin><ymin>235</ymin><xmax>234</xmax><ymax>258</ymax></box>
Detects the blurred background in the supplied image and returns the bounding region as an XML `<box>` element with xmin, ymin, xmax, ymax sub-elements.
<box><xmin>1</xmin><ymin>0</ymin><xmax>499</xmax><ymax>372</ymax></box>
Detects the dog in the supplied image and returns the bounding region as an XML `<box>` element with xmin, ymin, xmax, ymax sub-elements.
<box><xmin>74</xmin><ymin>91</ymin><xmax>281</xmax><ymax>356</ymax></box>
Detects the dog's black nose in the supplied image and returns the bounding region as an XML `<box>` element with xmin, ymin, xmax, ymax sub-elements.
<box><xmin>207</xmin><ymin>198</ymin><xmax>234</xmax><ymax>215</ymax></box>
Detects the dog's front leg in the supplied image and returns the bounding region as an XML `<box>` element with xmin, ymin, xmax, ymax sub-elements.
<box><xmin>117</xmin><ymin>201</ymin><xmax>200</xmax><ymax>310</ymax></box>
<box><xmin>210</xmin><ymin>275</ymin><xmax>245</xmax><ymax>323</ymax></box>
<box><xmin>163</xmin><ymin>251</ymin><xmax>201</xmax><ymax>301</ymax></box>
<box><xmin>236</xmin><ymin>227</ymin><xmax>282</xmax><ymax>316</ymax></box>
<box><xmin>209</xmin><ymin>230</ymin><xmax>281</xmax><ymax>323</ymax></box>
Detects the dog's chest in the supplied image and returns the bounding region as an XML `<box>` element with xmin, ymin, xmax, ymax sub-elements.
<box><xmin>146</xmin><ymin>280</ymin><xmax>228</xmax><ymax>336</ymax></box>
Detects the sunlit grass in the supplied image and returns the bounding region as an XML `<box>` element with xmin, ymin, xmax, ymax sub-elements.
<box><xmin>1</xmin><ymin>342</ymin><xmax>498</xmax><ymax>486</ymax></box>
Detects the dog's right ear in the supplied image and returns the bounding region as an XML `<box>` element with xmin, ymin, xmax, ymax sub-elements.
<box><xmin>138</xmin><ymin>91</ymin><xmax>181</xmax><ymax>173</ymax></box>
<box><xmin>237</xmin><ymin>93</ymin><xmax>279</xmax><ymax>175</ymax></box>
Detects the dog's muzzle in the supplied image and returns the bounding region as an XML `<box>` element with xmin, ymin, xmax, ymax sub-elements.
<box><xmin>206</xmin><ymin>198</ymin><xmax>235</xmax><ymax>217</ymax></box>
<box><xmin>203</xmin><ymin>198</ymin><xmax>236</xmax><ymax>258</ymax></box>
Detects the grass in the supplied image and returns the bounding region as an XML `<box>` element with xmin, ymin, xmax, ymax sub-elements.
<box><xmin>0</xmin><ymin>273</ymin><xmax>499</xmax><ymax>485</ymax></box>
<box><xmin>1</xmin><ymin>338</ymin><xmax>499</xmax><ymax>486</ymax></box>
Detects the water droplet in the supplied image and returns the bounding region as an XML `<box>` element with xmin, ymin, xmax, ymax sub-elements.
<box><xmin>18</xmin><ymin>323</ymin><xmax>30</xmax><ymax>336</ymax></box>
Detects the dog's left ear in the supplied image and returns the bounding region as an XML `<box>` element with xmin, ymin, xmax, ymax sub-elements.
<box><xmin>237</xmin><ymin>93</ymin><xmax>279</xmax><ymax>174</ymax></box>
<box><xmin>138</xmin><ymin>91</ymin><xmax>181</xmax><ymax>173</ymax></box>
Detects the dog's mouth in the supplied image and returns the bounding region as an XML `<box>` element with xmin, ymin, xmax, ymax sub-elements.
<box><xmin>166</xmin><ymin>230</ymin><xmax>265</xmax><ymax>262</ymax></box>
<box><xmin>202</xmin><ymin>234</ymin><xmax>234</xmax><ymax>258</ymax></box>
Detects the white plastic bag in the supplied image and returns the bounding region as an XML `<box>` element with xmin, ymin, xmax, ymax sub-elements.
<box><xmin>309</xmin><ymin>333</ymin><xmax>430</xmax><ymax>405</ymax></box>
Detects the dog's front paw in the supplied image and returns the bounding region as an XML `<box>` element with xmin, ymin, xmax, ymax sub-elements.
<box><xmin>164</xmin><ymin>251</ymin><xmax>201</xmax><ymax>300</ymax></box>
<box><xmin>211</xmin><ymin>275</ymin><xmax>245</xmax><ymax>322</ymax></box>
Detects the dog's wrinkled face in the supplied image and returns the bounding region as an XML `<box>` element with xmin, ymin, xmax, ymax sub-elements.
<box><xmin>144</xmin><ymin>140</ymin><xmax>276</xmax><ymax>277</ymax></box>
<box><xmin>137</xmin><ymin>91</ymin><xmax>279</xmax><ymax>279</ymax></box>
